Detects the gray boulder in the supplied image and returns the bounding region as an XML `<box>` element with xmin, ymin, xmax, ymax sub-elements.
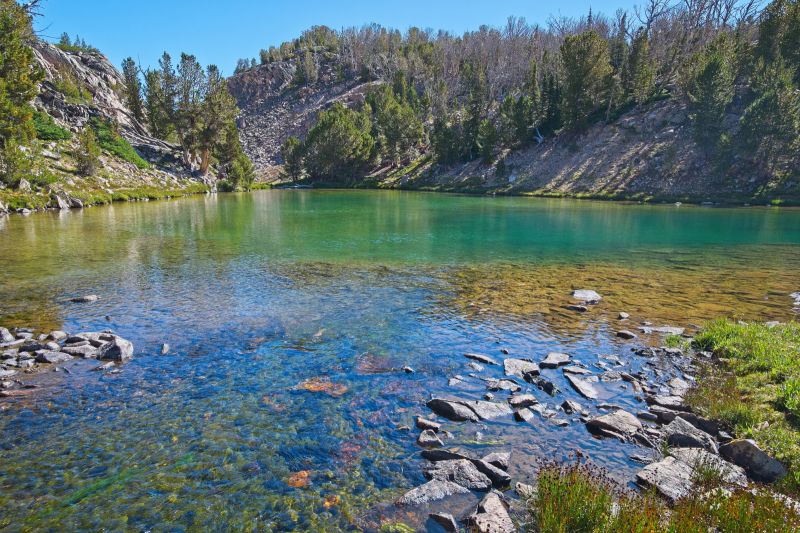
<box><xmin>481</xmin><ymin>452</ymin><xmax>510</xmax><ymax>471</ymax></box>
<box><xmin>418</xmin><ymin>429</ymin><xmax>444</xmax><ymax>448</ymax></box>
<box><xmin>586</xmin><ymin>410</ymin><xmax>642</xmax><ymax>438</ymax></box>
<box><xmin>670</xmin><ymin>448</ymin><xmax>747</xmax><ymax>487</ymax></box>
<box><xmin>486</xmin><ymin>378</ymin><xmax>522</xmax><ymax>392</ymax></box>
<box><xmin>663</xmin><ymin>416</ymin><xmax>718</xmax><ymax>453</ymax></box>
<box><xmin>540</xmin><ymin>352</ymin><xmax>571</xmax><ymax>369</ymax></box>
<box><xmin>636</xmin><ymin>456</ymin><xmax>695</xmax><ymax>503</ymax></box>
<box><xmin>719</xmin><ymin>439</ymin><xmax>787</xmax><ymax>483</ymax></box>
<box><xmin>503</xmin><ymin>358</ymin><xmax>540</xmax><ymax>378</ymax></box>
<box><xmin>429</xmin><ymin>513</ymin><xmax>459</xmax><ymax>532</ymax></box>
<box><xmin>427</xmin><ymin>398</ymin><xmax>479</xmax><ymax>422</ymax></box>
<box><xmin>423</xmin><ymin>459</ymin><xmax>492</xmax><ymax>490</ymax></box>
<box><xmin>397</xmin><ymin>479</ymin><xmax>470</xmax><ymax>506</ymax></box>
<box><xmin>465</xmin><ymin>490</ymin><xmax>516</xmax><ymax>533</ymax></box>
<box><xmin>416</xmin><ymin>417</ymin><xmax>441</xmax><ymax>431</ymax></box>
<box><xmin>35</xmin><ymin>350</ymin><xmax>73</xmax><ymax>364</ymax></box>
<box><xmin>98</xmin><ymin>337</ymin><xmax>133</xmax><ymax>361</ymax></box>
<box><xmin>508</xmin><ymin>394</ymin><xmax>538</xmax><ymax>409</ymax></box>
<box><xmin>616</xmin><ymin>330</ymin><xmax>637</xmax><ymax>340</ymax></box>
<box><xmin>61</xmin><ymin>345</ymin><xmax>99</xmax><ymax>358</ymax></box>
<box><xmin>0</xmin><ymin>328</ymin><xmax>14</xmax><ymax>343</ymax></box>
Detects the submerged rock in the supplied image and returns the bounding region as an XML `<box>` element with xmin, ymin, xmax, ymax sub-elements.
<box><xmin>418</xmin><ymin>430</ymin><xmax>444</xmax><ymax>448</ymax></box>
<box><xmin>397</xmin><ymin>479</ymin><xmax>470</xmax><ymax>506</ymax></box>
<box><xmin>429</xmin><ymin>513</ymin><xmax>459</xmax><ymax>532</ymax></box>
<box><xmin>572</xmin><ymin>289</ymin><xmax>602</xmax><ymax>303</ymax></box>
<box><xmin>416</xmin><ymin>417</ymin><xmax>441</xmax><ymax>431</ymax></box>
<box><xmin>639</xmin><ymin>325</ymin><xmax>685</xmax><ymax>335</ymax></box>
<box><xmin>719</xmin><ymin>439</ymin><xmax>787</xmax><ymax>483</ymax></box>
<box><xmin>465</xmin><ymin>353</ymin><xmax>499</xmax><ymax>366</ymax></box>
<box><xmin>565</xmin><ymin>374</ymin><xmax>599</xmax><ymax>399</ymax></box>
<box><xmin>616</xmin><ymin>330</ymin><xmax>637</xmax><ymax>340</ymax></box>
<box><xmin>70</xmin><ymin>295</ymin><xmax>99</xmax><ymax>303</ymax></box>
<box><xmin>465</xmin><ymin>490</ymin><xmax>516</xmax><ymax>533</ymax></box>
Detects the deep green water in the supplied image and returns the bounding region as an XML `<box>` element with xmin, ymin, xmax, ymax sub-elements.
<box><xmin>0</xmin><ymin>190</ymin><xmax>799</xmax><ymax>531</ymax></box>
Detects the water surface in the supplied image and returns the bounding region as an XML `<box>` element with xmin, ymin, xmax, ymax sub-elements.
<box><xmin>1</xmin><ymin>191</ymin><xmax>798</xmax><ymax>531</ymax></box>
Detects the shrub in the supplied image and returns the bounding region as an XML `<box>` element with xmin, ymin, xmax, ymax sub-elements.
<box><xmin>90</xmin><ymin>118</ymin><xmax>149</xmax><ymax>169</ymax></box>
<box><xmin>28</xmin><ymin>171</ymin><xmax>58</xmax><ymax>188</ymax></box>
<box><xmin>75</xmin><ymin>127</ymin><xmax>100</xmax><ymax>176</ymax></box>
<box><xmin>33</xmin><ymin>111</ymin><xmax>71</xmax><ymax>141</ymax></box>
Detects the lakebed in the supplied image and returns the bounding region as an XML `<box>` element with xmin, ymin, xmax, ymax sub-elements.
<box><xmin>1</xmin><ymin>190</ymin><xmax>799</xmax><ymax>531</ymax></box>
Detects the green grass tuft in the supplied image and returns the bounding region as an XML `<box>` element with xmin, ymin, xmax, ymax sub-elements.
<box><xmin>33</xmin><ymin>111</ymin><xmax>72</xmax><ymax>141</ymax></box>
<box><xmin>90</xmin><ymin>118</ymin><xmax>150</xmax><ymax>169</ymax></box>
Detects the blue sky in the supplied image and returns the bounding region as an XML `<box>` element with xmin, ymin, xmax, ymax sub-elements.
<box><xmin>36</xmin><ymin>0</ymin><xmax>635</xmax><ymax>75</ymax></box>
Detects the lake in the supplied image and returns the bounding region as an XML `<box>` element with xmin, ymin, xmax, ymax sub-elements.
<box><xmin>1</xmin><ymin>190</ymin><xmax>798</xmax><ymax>531</ymax></box>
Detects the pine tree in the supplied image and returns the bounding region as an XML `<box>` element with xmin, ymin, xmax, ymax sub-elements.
<box><xmin>560</xmin><ymin>30</ymin><xmax>613</xmax><ymax>130</ymax></box>
<box><xmin>475</xmin><ymin>119</ymin><xmax>498</xmax><ymax>163</ymax></box>
<box><xmin>627</xmin><ymin>29</ymin><xmax>656</xmax><ymax>104</ymax></box>
<box><xmin>0</xmin><ymin>0</ymin><xmax>44</xmax><ymax>186</ymax></box>
<box><xmin>198</xmin><ymin>65</ymin><xmax>238</xmax><ymax>174</ymax></box>
<box><xmin>121</xmin><ymin>57</ymin><xmax>145</xmax><ymax>124</ymax></box>
<box><xmin>76</xmin><ymin>127</ymin><xmax>101</xmax><ymax>176</ymax></box>
<box><xmin>686</xmin><ymin>34</ymin><xmax>736</xmax><ymax>152</ymax></box>
<box><xmin>303</xmin><ymin>103</ymin><xmax>375</xmax><ymax>181</ymax></box>
<box><xmin>281</xmin><ymin>136</ymin><xmax>304</xmax><ymax>182</ymax></box>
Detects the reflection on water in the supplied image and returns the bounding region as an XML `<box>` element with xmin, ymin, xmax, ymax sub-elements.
<box><xmin>0</xmin><ymin>191</ymin><xmax>798</xmax><ymax>530</ymax></box>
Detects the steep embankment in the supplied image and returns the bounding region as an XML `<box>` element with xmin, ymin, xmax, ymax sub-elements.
<box><xmin>229</xmin><ymin>58</ymin><xmax>377</xmax><ymax>179</ymax></box>
<box><xmin>229</xmin><ymin>61</ymin><xmax>798</xmax><ymax>203</ymax></box>
<box><xmin>0</xmin><ymin>42</ymin><xmax>213</xmax><ymax>214</ymax></box>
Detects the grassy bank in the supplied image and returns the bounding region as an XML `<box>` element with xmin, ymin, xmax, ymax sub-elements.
<box><xmin>525</xmin><ymin>463</ymin><xmax>800</xmax><ymax>532</ymax></box>
<box><xmin>687</xmin><ymin>320</ymin><xmax>800</xmax><ymax>493</ymax></box>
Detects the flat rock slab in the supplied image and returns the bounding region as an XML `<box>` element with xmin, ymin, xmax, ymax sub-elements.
<box><xmin>427</xmin><ymin>397</ymin><xmax>512</xmax><ymax>422</ymax></box>
<box><xmin>466</xmin><ymin>491</ymin><xmax>516</xmax><ymax>533</ymax></box>
<box><xmin>565</xmin><ymin>374</ymin><xmax>599</xmax><ymax>399</ymax></box>
<box><xmin>586</xmin><ymin>410</ymin><xmax>642</xmax><ymax>437</ymax></box>
<box><xmin>424</xmin><ymin>459</ymin><xmax>492</xmax><ymax>491</ymax></box>
<box><xmin>646</xmin><ymin>395</ymin><xmax>690</xmax><ymax>411</ymax></box>
<box><xmin>639</xmin><ymin>326</ymin><xmax>685</xmax><ymax>335</ymax></box>
<box><xmin>563</xmin><ymin>365</ymin><xmax>593</xmax><ymax>376</ymax></box>
<box><xmin>416</xmin><ymin>417</ymin><xmax>441</xmax><ymax>431</ymax></box>
<box><xmin>503</xmin><ymin>358</ymin><xmax>540</xmax><ymax>378</ymax></box>
<box><xmin>637</xmin><ymin>456</ymin><xmax>695</xmax><ymax>503</ymax></box>
<box><xmin>670</xmin><ymin>448</ymin><xmax>747</xmax><ymax>487</ymax></box>
<box><xmin>720</xmin><ymin>439</ymin><xmax>787</xmax><ymax>483</ymax></box>
<box><xmin>422</xmin><ymin>448</ymin><xmax>474</xmax><ymax>462</ymax></box>
<box><xmin>486</xmin><ymin>378</ymin><xmax>521</xmax><ymax>392</ymax></box>
<box><xmin>428</xmin><ymin>398</ymin><xmax>479</xmax><ymax>422</ymax></box>
<box><xmin>34</xmin><ymin>351</ymin><xmax>72</xmax><ymax>364</ymax></box>
<box><xmin>508</xmin><ymin>394</ymin><xmax>538</xmax><ymax>409</ymax></box>
<box><xmin>397</xmin><ymin>479</ymin><xmax>470</xmax><ymax>506</ymax></box>
<box><xmin>465</xmin><ymin>353</ymin><xmax>499</xmax><ymax>366</ymax></box>
<box><xmin>60</xmin><ymin>345</ymin><xmax>99</xmax><ymax>358</ymax></box>
<box><xmin>664</xmin><ymin>416</ymin><xmax>718</xmax><ymax>453</ymax></box>
<box><xmin>540</xmin><ymin>352</ymin><xmax>571</xmax><ymax>369</ymax></box>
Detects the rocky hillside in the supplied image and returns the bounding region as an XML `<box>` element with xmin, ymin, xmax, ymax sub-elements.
<box><xmin>0</xmin><ymin>42</ymin><xmax>214</xmax><ymax>214</ymax></box>
<box><xmin>229</xmin><ymin>57</ymin><xmax>377</xmax><ymax>179</ymax></box>
<box><xmin>229</xmin><ymin>59</ymin><xmax>798</xmax><ymax>203</ymax></box>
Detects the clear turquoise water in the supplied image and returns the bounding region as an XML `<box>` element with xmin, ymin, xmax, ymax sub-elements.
<box><xmin>0</xmin><ymin>191</ymin><xmax>798</xmax><ymax>531</ymax></box>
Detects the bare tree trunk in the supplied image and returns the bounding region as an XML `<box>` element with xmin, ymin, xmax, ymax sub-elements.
<box><xmin>199</xmin><ymin>148</ymin><xmax>210</xmax><ymax>175</ymax></box>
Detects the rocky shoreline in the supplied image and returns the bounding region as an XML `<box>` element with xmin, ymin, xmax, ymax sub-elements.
<box><xmin>1</xmin><ymin>289</ymin><xmax>796</xmax><ymax>531</ymax></box>
<box><xmin>391</xmin><ymin>289</ymin><xmax>793</xmax><ymax>532</ymax></box>
<box><xmin>0</xmin><ymin>320</ymin><xmax>133</xmax><ymax>397</ymax></box>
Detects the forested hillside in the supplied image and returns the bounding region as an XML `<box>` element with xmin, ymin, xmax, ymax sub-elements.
<box><xmin>230</xmin><ymin>0</ymin><xmax>800</xmax><ymax>202</ymax></box>
<box><xmin>0</xmin><ymin>0</ymin><xmax>254</xmax><ymax>213</ymax></box>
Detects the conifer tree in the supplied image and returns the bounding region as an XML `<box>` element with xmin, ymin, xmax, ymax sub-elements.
<box><xmin>121</xmin><ymin>57</ymin><xmax>145</xmax><ymax>124</ymax></box>
<box><xmin>627</xmin><ymin>29</ymin><xmax>656</xmax><ymax>104</ymax></box>
<box><xmin>560</xmin><ymin>30</ymin><xmax>613</xmax><ymax>130</ymax></box>
<box><xmin>0</xmin><ymin>0</ymin><xmax>44</xmax><ymax>186</ymax></box>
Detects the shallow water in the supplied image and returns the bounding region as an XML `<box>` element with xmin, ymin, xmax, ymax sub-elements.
<box><xmin>0</xmin><ymin>191</ymin><xmax>799</xmax><ymax>531</ymax></box>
